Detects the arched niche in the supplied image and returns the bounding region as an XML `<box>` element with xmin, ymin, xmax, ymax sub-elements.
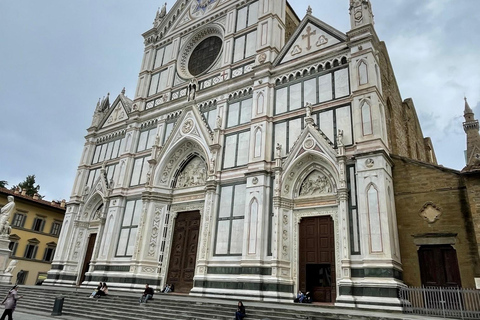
<box><xmin>173</xmin><ymin>155</ymin><xmax>207</xmax><ymax>189</ymax></box>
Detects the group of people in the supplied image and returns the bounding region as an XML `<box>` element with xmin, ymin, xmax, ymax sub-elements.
<box><xmin>294</xmin><ymin>290</ymin><xmax>312</xmax><ymax>303</ymax></box>
<box><xmin>89</xmin><ymin>282</ymin><xmax>108</xmax><ymax>299</ymax></box>
<box><xmin>138</xmin><ymin>283</ymin><xmax>174</xmax><ymax>303</ymax></box>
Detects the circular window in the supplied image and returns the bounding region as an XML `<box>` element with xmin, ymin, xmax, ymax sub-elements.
<box><xmin>188</xmin><ymin>36</ymin><xmax>222</xmax><ymax>77</ymax></box>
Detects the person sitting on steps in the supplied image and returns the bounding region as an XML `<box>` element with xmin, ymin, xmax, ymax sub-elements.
<box><xmin>234</xmin><ymin>301</ymin><xmax>246</xmax><ymax>320</ymax></box>
<box><xmin>139</xmin><ymin>284</ymin><xmax>154</xmax><ymax>303</ymax></box>
<box><xmin>93</xmin><ymin>282</ymin><xmax>108</xmax><ymax>299</ymax></box>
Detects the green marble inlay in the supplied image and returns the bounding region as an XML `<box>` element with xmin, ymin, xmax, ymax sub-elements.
<box><xmin>339</xmin><ymin>285</ymin><xmax>398</xmax><ymax>298</ymax></box>
<box><xmin>350</xmin><ymin>268</ymin><xmax>403</xmax><ymax>280</ymax></box>
<box><xmin>194</xmin><ymin>280</ymin><xmax>292</xmax><ymax>293</ymax></box>
<box><xmin>207</xmin><ymin>267</ymin><xmax>272</xmax><ymax>275</ymax></box>
<box><xmin>93</xmin><ymin>265</ymin><xmax>130</xmax><ymax>272</ymax></box>
<box><xmin>85</xmin><ymin>275</ymin><xmax>161</xmax><ymax>286</ymax></box>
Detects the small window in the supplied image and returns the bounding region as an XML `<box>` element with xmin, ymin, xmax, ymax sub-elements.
<box><xmin>12</xmin><ymin>213</ymin><xmax>26</xmax><ymax>228</ymax></box>
<box><xmin>50</xmin><ymin>222</ymin><xmax>62</xmax><ymax>236</ymax></box>
<box><xmin>32</xmin><ymin>218</ymin><xmax>45</xmax><ymax>232</ymax></box>
<box><xmin>227</xmin><ymin>98</ymin><xmax>252</xmax><ymax>128</ymax></box>
<box><xmin>8</xmin><ymin>241</ymin><xmax>18</xmax><ymax>256</ymax></box>
<box><xmin>233</xmin><ymin>31</ymin><xmax>257</xmax><ymax>63</ymax></box>
<box><xmin>24</xmin><ymin>244</ymin><xmax>38</xmax><ymax>259</ymax></box>
<box><xmin>43</xmin><ymin>247</ymin><xmax>55</xmax><ymax>262</ymax></box>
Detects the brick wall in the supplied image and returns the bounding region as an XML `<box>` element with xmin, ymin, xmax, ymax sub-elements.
<box><xmin>392</xmin><ymin>155</ymin><xmax>479</xmax><ymax>288</ymax></box>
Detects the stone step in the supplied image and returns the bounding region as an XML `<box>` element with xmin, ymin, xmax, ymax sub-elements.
<box><xmin>2</xmin><ymin>285</ymin><xmax>433</xmax><ymax>320</ymax></box>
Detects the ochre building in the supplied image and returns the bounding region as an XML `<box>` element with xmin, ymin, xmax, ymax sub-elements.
<box><xmin>0</xmin><ymin>188</ymin><xmax>65</xmax><ymax>285</ymax></box>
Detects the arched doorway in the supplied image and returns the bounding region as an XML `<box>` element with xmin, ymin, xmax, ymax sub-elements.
<box><xmin>299</xmin><ymin>215</ymin><xmax>336</xmax><ymax>302</ymax></box>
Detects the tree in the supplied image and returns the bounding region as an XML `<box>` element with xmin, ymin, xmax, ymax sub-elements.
<box><xmin>12</xmin><ymin>175</ymin><xmax>41</xmax><ymax>197</ymax></box>
<box><xmin>0</xmin><ymin>181</ymin><xmax>7</xmax><ymax>188</ymax></box>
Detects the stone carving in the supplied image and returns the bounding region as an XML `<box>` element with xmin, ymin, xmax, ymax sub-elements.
<box><xmin>216</xmin><ymin>115</ymin><xmax>222</xmax><ymax>129</ymax></box>
<box><xmin>175</xmin><ymin>157</ymin><xmax>207</xmax><ymax>188</ymax></box>
<box><xmin>0</xmin><ymin>196</ymin><xmax>15</xmax><ymax>236</ymax></box>
<box><xmin>305</xmin><ymin>102</ymin><xmax>312</xmax><ymax>118</ymax></box>
<box><xmin>258</xmin><ymin>53</ymin><xmax>267</xmax><ymax>64</ymax></box>
<box><xmin>188</xmin><ymin>78</ymin><xmax>198</xmax><ymax>101</ymax></box>
<box><xmin>299</xmin><ymin>171</ymin><xmax>332</xmax><ymax>196</ymax></box>
<box><xmin>148</xmin><ymin>207</ymin><xmax>162</xmax><ymax>257</ymax></box>
<box><xmin>276</xmin><ymin>143</ymin><xmax>282</xmax><ymax>159</ymax></box>
<box><xmin>153</xmin><ymin>3</ymin><xmax>167</xmax><ymax>27</ymax></box>
<box><xmin>252</xmin><ymin>177</ymin><xmax>258</xmax><ymax>185</ymax></box>
<box><xmin>182</xmin><ymin>119</ymin><xmax>194</xmax><ymax>134</ymax></box>
<box><xmin>365</xmin><ymin>158</ymin><xmax>374</xmax><ymax>168</ymax></box>
<box><xmin>304</xmin><ymin>138</ymin><xmax>315</xmax><ymax>150</ymax></box>
<box><xmin>209</xmin><ymin>155</ymin><xmax>216</xmax><ymax>174</ymax></box>
<box><xmin>160</xmin><ymin>141</ymin><xmax>203</xmax><ymax>184</ymax></box>
<box><xmin>419</xmin><ymin>202</ymin><xmax>442</xmax><ymax>223</ymax></box>
<box><xmin>337</xmin><ymin>129</ymin><xmax>344</xmax><ymax>147</ymax></box>
<box><xmin>4</xmin><ymin>260</ymin><xmax>17</xmax><ymax>274</ymax></box>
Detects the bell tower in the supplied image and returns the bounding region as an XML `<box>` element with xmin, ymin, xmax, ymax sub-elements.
<box><xmin>463</xmin><ymin>97</ymin><xmax>480</xmax><ymax>169</ymax></box>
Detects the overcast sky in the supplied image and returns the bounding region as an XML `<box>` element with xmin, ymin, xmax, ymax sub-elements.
<box><xmin>1</xmin><ymin>0</ymin><xmax>479</xmax><ymax>201</ymax></box>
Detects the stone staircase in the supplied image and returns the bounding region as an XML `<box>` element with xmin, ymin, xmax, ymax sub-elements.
<box><xmin>2</xmin><ymin>285</ymin><xmax>436</xmax><ymax>320</ymax></box>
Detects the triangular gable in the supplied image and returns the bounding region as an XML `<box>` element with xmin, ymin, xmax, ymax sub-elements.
<box><xmin>276</xmin><ymin>15</ymin><xmax>346</xmax><ymax>66</ymax></box>
<box><xmin>155</xmin><ymin>104</ymin><xmax>214</xmax><ymax>164</ymax></box>
<box><xmin>101</xmin><ymin>95</ymin><xmax>129</xmax><ymax>129</ymax></box>
<box><xmin>282</xmin><ymin>120</ymin><xmax>337</xmax><ymax>172</ymax></box>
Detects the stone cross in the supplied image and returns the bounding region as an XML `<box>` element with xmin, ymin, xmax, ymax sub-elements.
<box><xmin>302</xmin><ymin>26</ymin><xmax>317</xmax><ymax>51</ymax></box>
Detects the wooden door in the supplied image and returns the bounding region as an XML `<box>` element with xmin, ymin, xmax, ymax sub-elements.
<box><xmin>79</xmin><ymin>233</ymin><xmax>96</xmax><ymax>284</ymax></box>
<box><xmin>166</xmin><ymin>211</ymin><xmax>200</xmax><ymax>293</ymax></box>
<box><xmin>418</xmin><ymin>245</ymin><xmax>462</xmax><ymax>287</ymax></box>
<box><xmin>299</xmin><ymin>216</ymin><xmax>335</xmax><ymax>303</ymax></box>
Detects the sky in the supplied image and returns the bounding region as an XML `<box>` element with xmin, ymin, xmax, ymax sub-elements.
<box><xmin>0</xmin><ymin>0</ymin><xmax>479</xmax><ymax>201</ymax></box>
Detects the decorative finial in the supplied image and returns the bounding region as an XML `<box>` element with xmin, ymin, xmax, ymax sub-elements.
<box><xmin>307</xmin><ymin>6</ymin><xmax>312</xmax><ymax>15</ymax></box>
<box><xmin>121</xmin><ymin>87</ymin><xmax>126</xmax><ymax>95</ymax></box>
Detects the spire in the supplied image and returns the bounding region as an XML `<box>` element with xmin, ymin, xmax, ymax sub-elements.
<box><xmin>464</xmin><ymin>97</ymin><xmax>473</xmax><ymax>115</ymax></box>
<box><xmin>349</xmin><ymin>0</ymin><xmax>374</xmax><ymax>29</ymax></box>
<box><xmin>153</xmin><ymin>3</ymin><xmax>167</xmax><ymax>27</ymax></box>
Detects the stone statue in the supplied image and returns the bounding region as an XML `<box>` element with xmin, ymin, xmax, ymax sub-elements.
<box><xmin>216</xmin><ymin>115</ymin><xmax>222</xmax><ymax>130</ymax></box>
<box><xmin>188</xmin><ymin>78</ymin><xmax>198</xmax><ymax>101</ymax></box>
<box><xmin>337</xmin><ymin>129</ymin><xmax>344</xmax><ymax>147</ymax></box>
<box><xmin>4</xmin><ymin>260</ymin><xmax>17</xmax><ymax>274</ymax></box>
<box><xmin>159</xmin><ymin>3</ymin><xmax>167</xmax><ymax>19</ymax></box>
<box><xmin>0</xmin><ymin>196</ymin><xmax>15</xmax><ymax>236</ymax></box>
<box><xmin>210</xmin><ymin>156</ymin><xmax>216</xmax><ymax>174</ymax></box>
<box><xmin>275</xmin><ymin>143</ymin><xmax>282</xmax><ymax>159</ymax></box>
<box><xmin>305</xmin><ymin>102</ymin><xmax>312</xmax><ymax>118</ymax></box>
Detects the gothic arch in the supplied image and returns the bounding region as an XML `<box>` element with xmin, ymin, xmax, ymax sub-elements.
<box><xmin>153</xmin><ymin>138</ymin><xmax>209</xmax><ymax>188</ymax></box>
<box><xmin>356</xmin><ymin>59</ymin><xmax>369</xmax><ymax>85</ymax></box>
<box><xmin>281</xmin><ymin>150</ymin><xmax>339</xmax><ymax>199</ymax></box>
<box><xmin>83</xmin><ymin>192</ymin><xmax>105</xmax><ymax>222</ymax></box>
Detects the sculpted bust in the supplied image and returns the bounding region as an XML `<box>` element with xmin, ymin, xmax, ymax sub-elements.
<box><xmin>0</xmin><ymin>196</ymin><xmax>15</xmax><ymax>235</ymax></box>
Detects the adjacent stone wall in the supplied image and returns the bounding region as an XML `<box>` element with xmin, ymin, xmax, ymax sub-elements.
<box><xmin>392</xmin><ymin>155</ymin><xmax>479</xmax><ymax>288</ymax></box>
<box><xmin>378</xmin><ymin>42</ymin><xmax>437</xmax><ymax>165</ymax></box>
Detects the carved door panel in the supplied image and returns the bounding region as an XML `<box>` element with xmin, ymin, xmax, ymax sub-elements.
<box><xmin>167</xmin><ymin>211</ymin><xmax>200</xmax><ymax>293</ymax></box>
<box><xmin>80</xmin><ymin>233</ymin><xmax>96</xmax><ymax>284</ymax></box>
<box><xmin>299</xmin><ymin>216</ymin><xmax>335</xmax><ymax>303</ymax></box>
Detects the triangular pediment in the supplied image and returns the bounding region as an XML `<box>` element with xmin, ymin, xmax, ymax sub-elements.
<box><xmin>276</xmin><ymin>15</ymin><xmax>346</xmax><ymax>66</ymax></box>
<box><xmin>101</xmin><ymin>96</ymin><xmax>130</xmax><ymax>129</ymax></box>
<box><xmin>152</xmin><ymin>104</ymin><xmax>215</xmax><ymax>187</ymax></box>
<box><xmin>282</xmin><ymin>119</ymin><xmax>337</xmax><ymax>172</ymax></box>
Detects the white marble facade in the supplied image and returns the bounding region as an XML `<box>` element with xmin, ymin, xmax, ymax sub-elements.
<box><xmin>46</xmin><ymin>0</ymin><xmax>403</xmax><ymax>310</ymax></box>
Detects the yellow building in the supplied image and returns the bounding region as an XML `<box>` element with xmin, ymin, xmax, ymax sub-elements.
<box><xmin>0</xmin><ymin>187</ymin><xmax>65</xmax><ymax>285</ymax></box>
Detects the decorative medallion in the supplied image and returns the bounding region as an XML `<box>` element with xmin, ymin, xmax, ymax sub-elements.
<box><xmin>182</xmin><ymin>119</ymin><xmax>194</xmax><ymax>134</ymax></box>
<box><xmin>252</xmin><ymin>177</ymin><xmax>259</xmax><ymax>185</ymax></box>
<box><xmin>303</xmin><ymin>138</ymin><xmax>315</xmax><ymax>150</ymax></box>
<box><xmin>190</xmin><ymin>0</ymin><xmax>217</xmax><ymax>16</ymax></box>
<box><xmin>365</xmin><ymin>158</ymin><xmax>374</xmax><ymax>168</ymax></box>
<box><xmin>258</xmin><ymin>53</ymin><xmax>267</xmax><ymax>64</ymax></box>
<box><xmin>419</xmin><ymin>202</ymin><xmax>442</xmax><ymax>223</ymax></box>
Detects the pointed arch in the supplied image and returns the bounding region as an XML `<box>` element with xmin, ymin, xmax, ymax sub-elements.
<box><xmin>366</xmin><ymin>183</ymin><xmax>383</xmax><ymax>253</ymax></box>
<box><xmin>357</xmin><ymin>59</ymin><xmax>368</xmax><ymax>85</ymax></box>
<box><xmin>248</xmin><ymin>197</ymin><xmax>259</xmax><ymax>254</ymax></box>
<box><xmin>254</xmin><ymin>127</ymin><xmax>262</xmax><ymax>158</ymax></box>
<box><xmin>256</xmin><ymin>92</ymin><xmax>264</xmax><ymax>115</ymax></box>
<box><xmin>361</xmin><ymin>100</ymin><xmax>373</xmax><ymax>136</ymax></box>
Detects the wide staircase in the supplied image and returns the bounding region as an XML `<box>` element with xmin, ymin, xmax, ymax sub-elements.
<box><xmin>3</xmin><ymin>285</ymin><xmax>435</xmax><ymax>320</ymax></box>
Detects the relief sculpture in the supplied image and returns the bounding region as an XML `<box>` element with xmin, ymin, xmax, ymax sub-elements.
<box><xmin>299</xmin><ymin>171</ymin><xmax>332</xmax><ymax>196</ymax></box>
<box><xmin>175</xmin><ymin>157</ymin><xmax>207</xmax><ymax>188</ymax></box>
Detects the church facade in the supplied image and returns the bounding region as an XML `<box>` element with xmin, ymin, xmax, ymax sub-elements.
<box><xmin>45</xmin><ymin>0</ymin><xmax>480</xmax><ymax>310</ymax></box>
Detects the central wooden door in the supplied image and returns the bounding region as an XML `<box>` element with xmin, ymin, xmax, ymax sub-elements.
<box><xmin>166</xmin><ymin>211</ymin><xmax>201</xmax><ymax>293</ymax></box>
<box><xmin>299</xmin><ymin>216</ymin><xmax>335</xmax><ymax>303</ymax></box>
<box><xmin>79</xmin><ymin>233</ymin><xmax>96</xmax><ymax>284</ymax></box>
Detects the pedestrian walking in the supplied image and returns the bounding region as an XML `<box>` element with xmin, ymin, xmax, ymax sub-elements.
<box><xmin>1</xmin><ymin>285</ymin><xmax>23</xmax><ymax>320</ymax></box>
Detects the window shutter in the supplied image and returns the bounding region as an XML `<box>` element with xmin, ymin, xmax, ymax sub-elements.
<box><xmin>32</xmin><ymin>246</ymin><xmax>38</xmax><ymax>259</ymax></box>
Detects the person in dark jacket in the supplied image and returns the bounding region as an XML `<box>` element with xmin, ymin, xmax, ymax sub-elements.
<box><xmin>94</xmin><ymin>282</ymin><xmax>108</xmax><ymax>298</ymax></box>
<box><xmin>1</xmin><ymin>285</ymin><xmax>22</xmax><ymax>320</ymax></box>
<box><xmin>139</xmin><ymin>284</ymin><xmax>154</xmax><ymax>303</ymax></box>
<box><xmin>235</xmin><ymin>301</ymin><xmax>246</xmax><ymax>320</ymax></box>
